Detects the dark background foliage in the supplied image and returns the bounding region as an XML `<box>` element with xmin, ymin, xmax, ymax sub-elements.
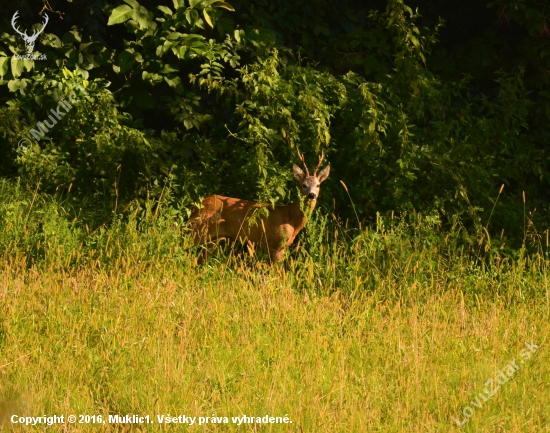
<box><xmin>0</xmin><ymin>0</ymin><xmax>549</xmax><ymax>248</ymax></box>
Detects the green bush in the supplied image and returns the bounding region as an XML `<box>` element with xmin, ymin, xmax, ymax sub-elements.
<box><xmin>0</xmin><ymin>0</ymin><xmax>548</xmax><ymax>247</ymax></box>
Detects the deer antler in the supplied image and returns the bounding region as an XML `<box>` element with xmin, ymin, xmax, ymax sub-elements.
<box><xmin>313</xmin><ymin>150</ymin><xmax>325</xmax><ymax>176</ymax></box>
<box><xmin>11</xmin><ymin>12</ymin><xmax>27</xmax><ymax>38</ymax></box>
<box><xmin>296</xmin><ymin>146</ymin><xmax>310</xmax><ymax>176</ymax></box>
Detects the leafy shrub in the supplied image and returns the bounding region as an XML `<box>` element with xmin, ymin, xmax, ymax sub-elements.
<box><xmin>0</xmin><ymin>0</ymin><xmax>548</xmax><ymax>247</ymax></box>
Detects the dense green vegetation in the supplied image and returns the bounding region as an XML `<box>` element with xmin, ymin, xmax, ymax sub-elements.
<box><xmin>1</xmin><ymin>0</ymin><xmax>549</xmax><ymax>246</ymax></box>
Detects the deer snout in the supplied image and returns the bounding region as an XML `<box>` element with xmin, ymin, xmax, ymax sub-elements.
<box><xmin>307</xmin><ymin>192</ymin><xmax>316</xmax><ymax>200</ymax></box>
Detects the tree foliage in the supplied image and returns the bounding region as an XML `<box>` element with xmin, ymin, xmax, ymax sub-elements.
<box><xmin>0</xmin><ymin>0</ymin><xmax>549</xmax><ymax>246</ymax></box>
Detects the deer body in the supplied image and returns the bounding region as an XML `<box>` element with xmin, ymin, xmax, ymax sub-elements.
<box><xmin>190</xmin><ymin>195</ymin><xmax>311</xmax><ymax>262</ymax></box>
<box><xmin>190</xmin><ymin>152</ymin><xmax>330</xmax><ymax>263</ymax></box>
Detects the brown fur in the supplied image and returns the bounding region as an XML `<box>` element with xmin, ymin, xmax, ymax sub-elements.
<box><xmin>190</xmin><ymin>155</ymin><xmax>330</xmax><ymax>263</ymax></box>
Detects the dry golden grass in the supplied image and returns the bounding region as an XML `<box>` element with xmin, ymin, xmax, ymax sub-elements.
<box><xmin>1</xmin><ymin>178</ymin><xmax>548</xmax><ymax>431</ymax></box>
<box><xmin>0</xmin><ymin>252</ymin><xmax>548</xmax><ymax>432</ymax></box>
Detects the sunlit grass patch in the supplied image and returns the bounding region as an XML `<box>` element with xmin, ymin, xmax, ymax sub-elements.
<box><xmin>0</xmin><ymin>179</ymin><xmax>549</xmax><ymax>432</ymax></box>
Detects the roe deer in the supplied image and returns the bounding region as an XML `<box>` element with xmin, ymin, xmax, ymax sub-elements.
<box><xmin>189</xmin><ymin>150</ymin><xmax>330</xmax><ymax>263</ymax></box>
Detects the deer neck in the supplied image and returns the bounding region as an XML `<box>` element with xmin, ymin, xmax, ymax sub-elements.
<box><xmin>290</xmin><ymin>197</ymin><xmax>316</xmax><ymax>232</ymax></box>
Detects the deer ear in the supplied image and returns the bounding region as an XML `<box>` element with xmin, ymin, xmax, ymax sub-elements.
<box><xmin>293</xmin><ymin>164</ymin><xmax>305</xmax><ymax>182</ymax></box>
<box><xmin>317</xmin><ymin>164</ymin><xmax>330</xmax><ymax>183</ymax></box>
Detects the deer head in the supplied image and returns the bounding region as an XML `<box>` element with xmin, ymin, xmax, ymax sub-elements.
<box><xmin>293</xmin><ymin>149</ymin><xmax>330</xmax><ymax>201</ymax></box>
<box><xmin>11</xmin><ymin>11</ymin><xmax>49</xmax><ymax>54</ymax></box>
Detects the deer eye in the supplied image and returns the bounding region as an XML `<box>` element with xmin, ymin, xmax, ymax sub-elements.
<box><xmin>302</xmin><ymin>184</ymin><xmax>307</xmax><ymax>188</ymax></box>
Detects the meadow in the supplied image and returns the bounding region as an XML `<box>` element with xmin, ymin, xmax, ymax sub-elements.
<box><xmin>0</xmin><ymin>179</ymin><xmax>548</xmax><ymax>432</ymax></box>
<box><xmin>2</xmin><ymin>0</ymin><xmax>550</xmax><ymax>431</ymax></box>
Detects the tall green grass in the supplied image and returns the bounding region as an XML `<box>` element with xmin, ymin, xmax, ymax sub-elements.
<box><xmin>0</xmin><ymin>178</ymin><xmax>549</xmax><ymax>431</ymax></box>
